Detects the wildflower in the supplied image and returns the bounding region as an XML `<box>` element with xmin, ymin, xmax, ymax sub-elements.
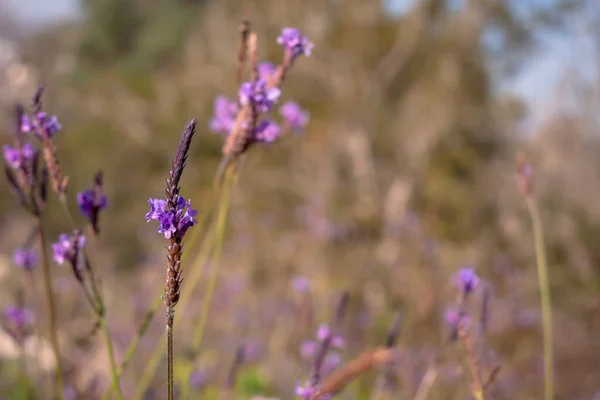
<box><xmin>280</xmin><ymin>102</ymin><xmax>309</xmax><ymax>132</ymax></box>
<box><xmin>254</xmin><ymin>120</ymin><xmax>281</xmax><ymax>143</ymax></box>
<box><xmin>292</xmin><ymin>276</ymin><xmax>311</xmax><ymax>293</ymax></box>
<box><xmin>316</xmin><ymin>323</ymin><xmax>345</xmax><ymax>348</ymax></box>
<box><xmin>145</xmin><ymin>196</ymin><xmax>197</xmax><ymax>240</ymax></box>
<box><xmin>13</xmin><ymin>248</ymin><xmax>38</xmax><ymax>270</ymax></box>
<box><xmin>3</xmin><ymin>143</ymin><xmax>35</xmax><ymax>169</ymax></box>
<box><xmin>5</xmin><ymin>306</ymin><xmax>34</xmax><ymax>327</ymax></box>
<box><xmin>52</xmin><ymin>231</ymin><xmax>86</xmax><ymax>267</ymax></box>
<box><xmin>277</xmin><ymin>28</ymin><xmax>314</xmax><ymax>58</ymax></box>
<box><xmin>258</xmin><ymin>62</ymin><xmax>276</xmax><ymax>81</ymax></box>
<box><xmin>76</xmin><ymin>171</ymin><xmax>108</xmax><ymax>233</ymax></box>
<box><xmin>455</xmin><ymin>267</ymin><xmax>480</xmax><ymax>295</ymax></box>
<box><xmin>209</xmin><ymin>95</ymin><xmax>239</xmax><ymax>136</ymax></box>
<box><xmin>238</xmin><ymin>79</ymin><xmax>281</xmax><ymax>113</ymax></box>
<box><xmin>34</xmin><ymin>111</ymin><xmax>62</xmax><ymax>139</ymax></box>
<box><xmin>19</xmin><ymin>114</ymin><xmax>32</xmax><ymax>134</ymax></box>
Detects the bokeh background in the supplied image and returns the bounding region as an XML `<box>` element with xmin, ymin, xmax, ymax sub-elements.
<box><xmin>1</xmin><ymin>0</ymin><xmax>600</xmax><ymax>399</ymax></box>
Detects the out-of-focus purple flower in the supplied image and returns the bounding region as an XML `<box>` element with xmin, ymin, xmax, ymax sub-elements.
<box><xmin>455</xmin><ymin>267</ymin><xmax>480</xmax><ymax>295</ymax></box>
<box><xmin>20</xmin><ymin>114</ymin><xmax>32</xmax><ymax>133</ymax></box>
<box><xmin>145</xmin><ymin>196</ymin><xmax>197</xmax><ymax>239</ymax></box>
<box><xmin>254</xmin><ymin>120</ymin><xmax>281</xmax><ymax>143</ymax></box>
<box><xmin>52</xmin><ymin>231</ymin><xmax>86</xmax><ymax>266</ymax></box>
<box><xmin>316</xmin><ymin>324</ymin><xmax>345</xmax><ymax>348</ymax></box>
<box><xmin>239</xmin><ymin>79</ymin><xmax>281</xmax><ymax>113</ymax></box>
<box><xmin>280</xmin><ymin>102</ymin><xmax>309</xmax><ymax>132</ymax></box>
<box><xmin>5</xmin><ymin>306</ymin><xmax>33</xmax><ymax>327</ymax></box>
<box><xmin>322</xmin><ymin>352</ymin><xmax>341</xmax><ymax>375</ymax></box>
<box><xmin>13</xmin><ymin>248</ymin><xmax>38</xmax><ymax>270</ymax></box>
<box><xmin>277</xmin><ymin>28</ymin><xmax>314</xmax><ymax>58</ymax></box>
<box><xmin>295</xmin><ymin>381</ymin><xmax>331</xmax><ymax>400</ymax></box>
<box><xmin>209</xmin><ymin>95</ymin><xmax>239</xmax><ymax>135</ymax></box>
<box><xmin>292</xmin><ymin>276</ymin><xmax>311</xmax><ymax>293</ymax></box>
<box><xmin>3</xmin><ymin>142</ymin><xmax>35</xmax><ymax>169</ymax></box>
<box><xmin>300</xmin><ymin>340</ymin><xmax>319</xmax><ymax>359</ymax></box>
<box><xmin>258</xmin><ymin>62</ymin><xmax>276</xmax><ymax>81</ymax></box>
<box><xmin>189</xmin><ymin>369</ymin><xmax>210</xmax><ymax>390</ymax></box>
<box><xmin>444</xmin><ymin>307</ymin><xmax>471</xmax><ymax>331</ymax></box>
<box><xmin>77</xmin><ymin>189</ymin><xmax>108</xmax><ymax>220</ymax></box>
<box><xmin>34</xmin><ymin>111</ymin><xmax>61</xmax><ymax>138</ymax></box>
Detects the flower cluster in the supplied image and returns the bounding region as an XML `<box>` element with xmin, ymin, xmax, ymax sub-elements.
<box><xmin>145</xmin><ymin>196</ymin><xmax>197</xmax><ymax>240</ymax></box>
<box><xmin>3</xmin><ymin>142</ymin><xmax>35</xmax><ymax>170</ymax></box>
<box><xmin>52</xmin><ymin>231</ymin><xmax>86</xmax><ymax>266</ymax></box>
<box><xmin>13</xmin><ymin>248</ymin><xmax>38</xmax><ymax>271</ymax></box>
<box><xmin>300</xmin><ymin>324</ymin><xmax>345</xmax><ymax>360</ymax></box>
<box><xmin>277</xmin><ymin>28</ymin><xmax>314</xmax><ymax>58</ymax></box>
<box><xmin>76</xmin><ymin>171</ymin><xmax>108</xmax><ymax>233</ymax></box>
<box><xmin>455</xmin><ymin>267</ymin><xmax>480</xmax><ymax>295</ymax></box>
<box><xmin>208</xmin><ymin>27</ymin><xmax>312</xmax><ymax>151</ymax></box>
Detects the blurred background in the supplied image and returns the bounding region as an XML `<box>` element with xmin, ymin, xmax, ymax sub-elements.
<box><xmin>1</xmin><ymin>0</ymin><xmax>600</xmax><ymax>399</ymax></box>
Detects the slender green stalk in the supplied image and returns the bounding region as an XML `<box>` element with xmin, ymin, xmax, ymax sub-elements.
<box><xmin>36</xmin><ymin>217</ymin><xmax>65</xmax><ymax>400</ymax></box>
<box><xmin>57</xmin><ymin>197</ymin><xmax>123</xmax><ymax>399</ymax></box>
<box><xmin>525</xmin><ymin>196</ymin><xmax>554</xmax><ymax>400</ymax></box>
<box><xmin>190</xmin><ymin>166</ymin><xmax>234</xmax><ymax>354</ymax></box>
<box><xmin>100</xmin><ymin>312</ymin><xmax>123</xmax><ymax>400</ymax></box>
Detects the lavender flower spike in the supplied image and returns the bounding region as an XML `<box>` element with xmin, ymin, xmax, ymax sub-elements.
<box><xmin>277</xmin><ymin>27</ymin><xmax>314</xmax><ymax>58</ymax></box>
<box><xmin>238</xmin><ymin>79</ymin><xmax>281</xmax><ymax>113</ymax></box>
<box><xmin>3</xmin><ymin>143</ymin><xmax>35</xmax><ymax>170</ymax></box>
<box><xmin>13</xmin><ymin>248</ymin><xmax>38</xmax><ymax>270</ymax></box>
<box><xmin>52</xmin><ymin>231</ymin><xmax>86</xmax><ymax>267</ymax></box>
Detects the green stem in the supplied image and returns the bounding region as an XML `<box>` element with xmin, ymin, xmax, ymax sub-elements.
<box><xmin>100</xmin><ymin>310</ymin><xmax>123</xmax><ymax>400</ymax></box>
<box><xmin>37</xmin><ymin>217</ymin><xmax>65</xmax><ymax>400</ymax></box>
<box><xmin>190</xmin><ymin>167</ymin><xmax>233</xmax><ymax>355</ymax></box>
<box><xmin>525</xmin><ymin>196</ymin><xmax>554</xmax><ymax>400</ymax></box>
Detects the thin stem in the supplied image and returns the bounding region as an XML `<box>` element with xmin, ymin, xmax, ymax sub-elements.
<box><xmin>99</xmin><ymin>310</ymin><xmax>123</xmax><ymax>400</ymax></box>
<box><xmin>190</xmin><ymin>166</ymin><xmax>234</xmax><ymax>355</ymax></box>
<box><xmin>131</xmin><ymin>227</ymin><xmax>217</xmax><ymax>400</ymax></box>
<box><xmin>36</xmin><ymin>217</ymin><xmax>65</xmax><ymax>400</ymax></box>
<box><xmin>525</xmin><ymin>196</ymin><xmax>554</xmax><ymax>400</ymax></box>
<box><xmin>167</xmin><ymin>321</ymin><xmax>174</xmax><ymax>400</ymax></box>
<box><xmin>412</xmin><ymin>366</ymin><xmax>438</xmax><ymax>400</ymax></box>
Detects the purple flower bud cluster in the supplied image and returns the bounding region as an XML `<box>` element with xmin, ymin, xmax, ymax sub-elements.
<box><xmin>76</xmin><ymin>171</ymin><xmax>108</xmax><ymax>233</ymax></box>
<box><xmin>4</xmin><ymin>305</ymin><xmax>34</xmax><ymax>344</ymax></box>
<box><xmin>13</xmin><ymin>248</ymin><xmax>38</xmax><ymax>271</ymax></box>
<box><xmin>455</xmin><ymin>267</ymin><xmax>480</xmax><ymax>296</ymax></box>
<box><xmin>52</xmin><ymin>231</ymin><xmax>86</xmax><ymax>267</ymax></box>
<box><xmin>145</xmin><ymin>196</ymin><xmax>198</xmax><ymax>240</ymax></box>
<box><xmin>208</xmin><ymin>27</ymin><xmax>312</xmax><ymax>147</ymax></box>
<box><xmin>3</xmin><ymin>142</ymin><xmax>35</xmax><ymax>170</ymax></box>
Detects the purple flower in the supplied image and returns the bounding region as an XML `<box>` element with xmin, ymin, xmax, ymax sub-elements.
<box><xmin>444</xmin><ymin>307</ymin><xmax>472</xmax><ymax>331</ymax></box>
<box><xmin>316</xmin><ymin>324</ymin><xmax>345</xmax><ymax>348</ymax></box>
<box><xmin>295</xmin><ymin>381</ymin><xmax>331</xmax><ymax>400</ymax></box>
<box><xmin>280</xmin><ymin>102</ymin><xmax>309</xmax><ymax>132</ymax></box>
<box><xmin>76</xmin><ymin>189</ymin><xmax>108</xmax><ymax>219</ymax></box>
<box><xmin>209</xmin><ymin>95</ymin><xmax>239</xmax><ymax>136</ymax></box>
<box><xmin>258</xmin><ymin>62</ymin><xmax>276</xmax><ymax>81</ymax></box>
<box><xmin>189</xmin><ymin>369</ymin><xmax>210</xmax><ymax>390</ymax></box>
<box><xmin>254</xmin><ymin>120</ymin><xmax>281</xmax><ymax>143</ymax></box>
<box><xmin>5</xmin><ymin>306</ymin><xmax>33</xmax><ymax>327</ymax></box>
<box><xmin>3</xmin><ymin>142</ymin><xmax>34</xmax><ymax>169</ymax></box>
<box><xmin>322</xmin><ymin>352</ymin><xmax>341</xmax><ymax>375</ymax></box>
<box><xmin>13</xmin><ymin>248</ymin><xmax>38</xmax><ymax>270</ymax></box>
<box><xmin>34</xmin><ymin>111</ymin><xmax>61</xmax><ymax>138</ymax></box>
<box><xmin>300</xmin><ymin>340</ymin><xmax>319</xmax><ymax>359</ymax></box>
<box><xmin>145</xmin><ymin>196</ymin><xmax>197</xmax><ymax>239</ymax></box>
<box><xmin>277</xmin><ymin>28</ymin><xmax>314</xmax><ymax>58</ymax></box>
<box><xmin>455</xmin><ymin>267</ymin><xmax>480</xmax><ymax>295</ymax></box>
<box><xmin>239</xmin><ymin>79</ymin><xmax>281</xmax><ymax>113</ymax></box>
<box><xmin>52</xmin><ymin>232</ymin><xmax>86</xmax><ymax>266</ymax></box>
<box><xmin>292</xmin><ymin>276</ymin><xmax>311</xmax><ymax>293</ymax></box>
<box><xmin>20</xmin><ymin>114</ymin><xmax>32</xmax><ymax>133</ymax></box>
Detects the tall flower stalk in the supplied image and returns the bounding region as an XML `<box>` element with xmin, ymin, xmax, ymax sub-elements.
<box><xmin>145</xmin><ymin>120</ymin><xmax>198</xmax><ymax>400</ymax></box>
<box><xmin>517</xmin><ymin>157</ymin><xmax>554</xmax><ymax>400</ymax></box>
